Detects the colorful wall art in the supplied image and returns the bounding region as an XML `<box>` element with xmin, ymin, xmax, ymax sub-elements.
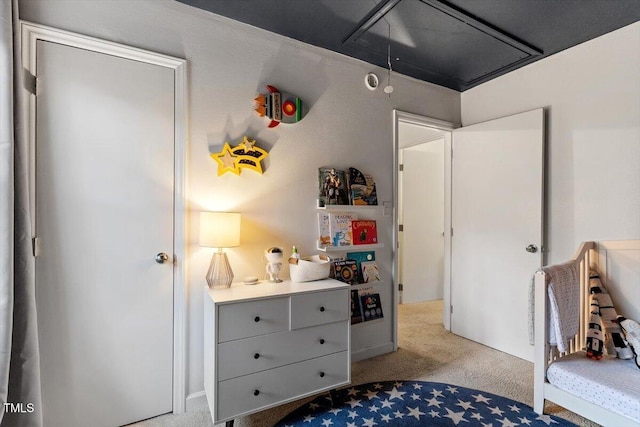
<box><xmin>210</xmin><ymin>136</ymin><xmax>268</xmax><ymax>176</ymax></box>
<box><xmin>254</xmin><ymin>85</ymin><xmax>304</xmax><ymax>128</ymax></box>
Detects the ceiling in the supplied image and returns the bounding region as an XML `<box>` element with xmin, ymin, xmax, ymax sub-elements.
<box><xmin>175</xmin><ymin>0</ymin><xmax>640</xmax><ymax>92</ymax></box>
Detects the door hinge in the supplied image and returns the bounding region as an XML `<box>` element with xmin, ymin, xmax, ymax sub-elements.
<box><xmin>398</xmin><ymin>224</ymin><xmax>404</xmax><ymax>232</ymax></box>
<box><xmin>24</xmin><ymin>70</ymin><xmax>37</xmax><ymax>96</ymax></box>
<box><xmin>398</xmin><ymin>283</ymin><xmax>403</xmax><ymax>291</ymax></box>
<box><xmin>450</xmin><ymin>227</ymin><xmax>454</xmax><ymax>237</ymax></box>
<box><xmin>450</xmin><ymin>305</ymin><xmax>453</xmax><ymax>314</ymax></box>
<box><xmin>399</xmin><ymin>164</ymin><xmax>404</xmax><ymax>172</ymax></box>
<box><xmin>32</xmin><ymin>237</ymin><xmax>40</xmax><ymax>257</ymax></box>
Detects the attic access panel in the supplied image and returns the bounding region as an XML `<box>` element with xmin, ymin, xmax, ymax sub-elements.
<box><xmin>343</xmin><ymin>0</ymin><xmax>542</xmax><ymax>91</ymax></box>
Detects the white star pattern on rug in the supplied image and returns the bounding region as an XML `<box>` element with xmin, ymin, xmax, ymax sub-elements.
<box><xmin>276</xmin><ymin>381</ymin><xmax>578</xmax><ymax>427</ymax></box>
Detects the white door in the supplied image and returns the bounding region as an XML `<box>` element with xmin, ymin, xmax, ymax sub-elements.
<box><xmin>35</xmin><ymin>40</ymin><xmax>175</xmax><ymax>426</ymax></box>
<box><xmin>400</xmin><ymin>141</ymin><xmax>445</xmax><ymax>303</ymax></box>
<box><xmin>451</xmin><ymin>109</ymin><xmax>543</xmax><ymax>362</ymax></box>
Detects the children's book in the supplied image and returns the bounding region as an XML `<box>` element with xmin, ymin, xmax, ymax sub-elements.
<box><xmin>346</xmin><ymin>250</ymin><xmax>375</xmax><ymax>284</ymax></box>
<box><xmin>318</xmin><ymin>167</ymin><xmax>349</xmax><ymax>206</ymax></box>
<box><xmin>351</xmin><ymin>220</ymin><xmax>378</xmax><ymax>245</ymax></box>
<box><xmin>350</xmin><ymin>289</ymin><xmax>364</xmax><ymax>324</ymax></box>
<box><xmin>348</xmin><ymin>167</ymin><xmax>377</xmax><ymax>206</ymax></box>
<box><xmin>360</xmin><ymin>293</ymin><xmax>384</xmax><ymax>321</ymax></box>
<box><xmin>329</xmin><ymin>212</ymin><xmax>358</xmax><ymax>246</ymax></box>
<box><xmin>317</xmin><ymin>212</ymin><xmax>331</xmax><ymax>246</ymax></box>
<box><xmin>360</xmin><ymin>261</ymin><xmax>381</xmax><ymax>283</ymax></box>
<box><xmin>332</xmin><ymin>259</ymin><xmax>359</xmax><ymax>284</ymax></box>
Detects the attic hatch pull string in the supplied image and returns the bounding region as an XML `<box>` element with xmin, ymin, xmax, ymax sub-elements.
<box><xmin>384</xmin><ymin>22</ymin><xmax>394</xmax><ymax>96</ymax></box>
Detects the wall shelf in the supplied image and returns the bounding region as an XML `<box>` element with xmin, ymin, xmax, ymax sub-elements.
<box><xmin>317</xmin><ymin>242</ymin><xmax>383</xmax><ymax>252</ymax></box>
<box><xmin>317</xmin><ymin>200</ymin><xmax>380</xmax><ymax>210</ymax></box>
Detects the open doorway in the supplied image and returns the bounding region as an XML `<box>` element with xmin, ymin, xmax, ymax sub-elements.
<box><xmin>393</xmin><ymin>111</ymin><xmax>455</xmax><ymax>348</ymax></box>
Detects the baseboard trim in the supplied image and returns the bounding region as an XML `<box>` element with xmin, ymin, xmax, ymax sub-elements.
<box><xmin>185</xmin><ymin>391</ymin><xmax>208</xmax><ymax>412</ymax></box>
<box><xmin>351</xmin><ymin>342</ymin><xmax>395</xmax><ymax>362</ymax></box>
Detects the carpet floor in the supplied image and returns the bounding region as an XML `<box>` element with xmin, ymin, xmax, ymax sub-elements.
<box><xmin>131</xmin><ymin>300</ymin><xmax>598</xmax><ymax>427</ymax></box>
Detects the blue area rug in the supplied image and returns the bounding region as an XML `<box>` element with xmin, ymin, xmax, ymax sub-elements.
<box><xmin>275</xmin><ymin>381</ymin><xmax>577</xmax><ymax>426</ymax></box>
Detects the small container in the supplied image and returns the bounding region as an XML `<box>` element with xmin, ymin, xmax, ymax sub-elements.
<box><xmin>289</xmin><ymin>254</ymin><xmax>331</xmax><ymax>283</ymax></box>
<box><xmin>291</xmin><ymin>246</ymin><xmax>301</xmax><ymax>260</ymax></box>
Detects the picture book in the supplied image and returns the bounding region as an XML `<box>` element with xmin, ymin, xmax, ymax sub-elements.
<box><xmin>351</xmin><ymin>220</ymin><xmax>378</xmax><ymax>245</ymax></box>
<box><xmin>360</xmin><ymin>293</ymin><xmax>384</xmax><ymax>321</ymax></box>
<box><xmin>360</xmin><ymin>261</ymin><xmax>381</xmax><ymax>283</ymax></box>
<box><xmin>350</xmin><ymin>289</ymin><xmax>364</xmax><ymax>324</ymax></box>
<box><xmin>346</xmin><ymin>250</ymin><xmax>375</xmax><ymax>284</ymax></box>
<box><xmin>332</xmin><ymin>259</ymin><xmax>359</xmax><ymax>285</ymax></box>
<box><xmin>317</xmin><ymin>212</ymin><xmax>331</xmax><ymax>246</ymax></box>
<box><xmin>318</xmin><ymin>167</ymin><xmax>349</xmax><ymax>206</ymax></box>
<box><xmin>348</xmin><ymin>167</ymin><xmax>378</xmax><ymax>206</ymax></box>
<box><xmin>329</xmin><ymin>212</ymin><xmax>358</xmax><ymax>246</ymax></box>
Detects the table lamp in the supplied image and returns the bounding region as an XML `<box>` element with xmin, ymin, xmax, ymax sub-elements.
<box><xmin>199</xmin><ymin>212</ymin><xmax>241</xmax><ymax>289</ymax></box>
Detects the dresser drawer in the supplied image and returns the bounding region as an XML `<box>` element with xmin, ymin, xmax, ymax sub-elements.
<box><xmin>291</xmin><ymin>289</ymin><xmax>349</xmax><ymax>329</ymax></box>
<box><xmin>217</xmin><ymin>320</ymin><xmax>348</xmax><ymax>381</ymax></box>
<box><xmin>216</xmin><ymin>351</ymin><xmax>349</xmax><ymax>422</ymax></box>
<box><xmin>218</xmin><ymin>297</ymin><xmax>289</xmax><ymax>343</ymax></box>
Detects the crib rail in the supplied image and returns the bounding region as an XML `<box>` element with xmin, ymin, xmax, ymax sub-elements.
<box><xmin>536</xmin><ymin>241</ymin><xmax>596</xmax><ymax>361</ymax></box>
<box><xmin>533</xmin><ymin>241</ymin><xmax>596</xmax><ymax>408</ymax></box>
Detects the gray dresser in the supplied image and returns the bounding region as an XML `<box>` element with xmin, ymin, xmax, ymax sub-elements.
<box><xmin>204</xmin><ymin>279</ymin><xmax>351</xmax><ymax>425</ymax></box>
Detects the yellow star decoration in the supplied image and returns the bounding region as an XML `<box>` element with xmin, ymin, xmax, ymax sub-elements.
<box><xmin>211</xmin><ymin>142</ymin><xmax>240</xmax><ymax>176</ymax></box>
<box><xmin>240</xmin><ymin>136</ymin><xmax>256</xmax><ymax>151</ymax></box>
<box><xmin>210</xmin><ymin>137</ymin><xmax>269</xmax><ymax>176</ymax></box>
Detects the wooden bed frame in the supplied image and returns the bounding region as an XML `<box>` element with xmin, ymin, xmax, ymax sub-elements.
<box><xmin>533</xmin><ymin>240</ymin><xmax>640</xmax><ymax>427</ymax></box>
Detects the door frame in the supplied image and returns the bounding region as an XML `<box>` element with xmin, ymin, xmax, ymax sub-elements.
<box><xmin>20</xmin><ymin>21</ymin><xmax>188</xmax><ymax>413</ymax></box>
<box><xmin>392</xmin><ymin>110</ymin><xmax>457</xmax><ymax>350</ymax></box>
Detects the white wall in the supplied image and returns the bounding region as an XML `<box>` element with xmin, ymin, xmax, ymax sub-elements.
<box><xmin>462</xmin><ymin>22</ymin><xmax>640</xmax><ymax>265</ymax></box>
<box><xmin>18</xmin><ymin>0</ymin><xmax>461</xmax><ymax>406</ymax></box>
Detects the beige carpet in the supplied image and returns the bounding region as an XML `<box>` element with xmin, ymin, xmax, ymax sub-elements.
<box><xmin>132</xmin><ymin>300</ymin><xmax>597</xmax><ymax>427</ymax></box>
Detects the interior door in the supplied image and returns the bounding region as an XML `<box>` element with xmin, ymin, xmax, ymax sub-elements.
<box><xmin>35</xmin><ymin>40</ymin><xmax>175</xmax><ymax>426</ymax></box>
<box><xmin>400</xmin><ymin>141</ymin><xmax>445</xmax><ymax>303</ymax></box>
<box><xmin>451</xmin><ymin>109</ymin><xmax>543</xmax><ymax>362</ymax></box>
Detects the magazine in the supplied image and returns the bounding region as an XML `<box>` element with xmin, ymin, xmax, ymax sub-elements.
<box><xmin>360</xmin><ymin>293</ymin><xmax>384</xmax><ymax>321</ymax></box>
<box><xmin>346</xmin><ymin>250</ymin><xmax>375</xmax><ymax>284</ymax></box>
<box><xmin>351</xmin><ymin>220</ymin><xmax>378</xmax><ymax>245</ymax></box>
<box><xmin>360</xmin><ymin>261</ymin><xmax>381</xmax><ymax>283</ymax></box>
<box><xmin>318</xmin><ymin>167</ymin><xmax>349</xmax><ymax>206</ymax></box>
<box><xmin>329</xmin><ymin>212</ymin><xmax>358</xmax><ymax>246</ymax></box>
<box><xmin>348</xmin><ymin>167</ymin><xmax>377</xmax><ymax>206</ymax></box>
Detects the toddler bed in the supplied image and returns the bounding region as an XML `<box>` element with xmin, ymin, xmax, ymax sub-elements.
<box><xmin>533</xmin><ymin>240</ymin><xmax>640</xmax><ymax>427</ymax></box>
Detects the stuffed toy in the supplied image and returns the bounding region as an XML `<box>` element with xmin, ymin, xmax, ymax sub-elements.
<box><xmin>585</xmin><ymin>271</ymin><xmax>633</xmax><ymax>360</ymax></box>
<box><xmin>618</xmin><ymin>316</ymin><xmax>640</xmax><ymax>369</ymax></box>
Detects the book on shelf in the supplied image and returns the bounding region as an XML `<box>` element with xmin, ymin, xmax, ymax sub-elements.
<box><xmin>317</xmin><ymin>212</ymin><xmax>331</xmax><ymax>247</ymax></box>
<box><xmin>329</xmin><ymin>212</ymin><xmax>358</xmax><ymax>246</ymax></box>
<box><xmin>346</xmin><ymin>250</ymin><xmax>375</xmax><ymax>284</ymax></box>
<box><xmin>331</xmin><ymin>259</ymin><xmax>359</xmax><ymax>285</ymax></box>
<box><xmin>348</xmin><ymin>167</ymin><xmax>377</xmax><ymax>206</ymax></box>
<box><xmin>360</xmin><ymin>261</ymin><xmax>381</xmax><ymax>283</ymax></box>
<box><xmin>318</xmin><ymin>167</ymin><xmax>349</xmax><ymax>207</ymax></box>
<box><xmin>351</xmin><ymin>220</ymin><xmax>377</xmax><ymax>245</ymax></box>
<box><xmin>350</xmin><ymin>289</ymin><xmax>364</xmax><ymax>324</ymax></box>
<box><xmin>360</xmin><ymin>293</ymin><xmax>384</xmax><ymax>321</ymax></box>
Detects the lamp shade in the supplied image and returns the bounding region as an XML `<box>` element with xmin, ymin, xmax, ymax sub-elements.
<box><xmin>199</xmin><ymin>212</ymin><xmax>241</xmax><ymax>248</ymax></box>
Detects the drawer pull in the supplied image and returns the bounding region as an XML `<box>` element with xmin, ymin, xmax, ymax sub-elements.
<box><xmin>319</xmin><ymin>371</ymin><xmax>325</xmax><ymax>378</ymax></box>
<box><xmin>319</xmin><ymin>339</ymin><xmax>325</xmax><ymax>345</ymax></box>
<box><xmin>254</xmin><ymin>316</ymin><xmax>260</xmax><ymax>322</ymax></box>
<box><xmin>319</xmin><ymin>306</ymin><xmax>325</xmax><ymax>312</ymax></box>
<box><xmin>254</xmin><ymin>353</ymin><xmax>260</xmax><ymax>359</ymax></box>
<box><xmin>253</xmin><ymin>389</ymin><xmax>260</xmax><ymax>396</ymax></box>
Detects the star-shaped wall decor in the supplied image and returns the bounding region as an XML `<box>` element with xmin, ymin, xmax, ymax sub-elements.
<box><xmin>210</xmin><ymin>142</ymin><xmax>240</xmax><ymax>176</ymax></box>
<box><xmin>210</xmin><ymin>137</ymin><xmax>269</xmax><ymax>176</ymax></box>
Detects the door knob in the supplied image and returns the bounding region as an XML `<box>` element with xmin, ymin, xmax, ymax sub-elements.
<box><xmin>525</xmin><ymin>244</ymin><xmax>538</xmax><ymax>253</ymax></box>
<box><xmin>155</xmin><ymin>252</ymin><xmax>170</xmax><ymax>264</ymax></box>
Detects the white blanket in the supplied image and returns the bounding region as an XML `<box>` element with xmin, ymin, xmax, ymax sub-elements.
<box><xmin>529</xmin><ymin>261</ymin><xmax>580</xmax><ymax>352</ymax></box>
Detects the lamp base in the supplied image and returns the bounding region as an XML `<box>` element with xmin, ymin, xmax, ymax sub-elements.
<box><xmin>206</xmin><ymin>250</ymin><xmax>234</xmax><ymax>289</ymax></box>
